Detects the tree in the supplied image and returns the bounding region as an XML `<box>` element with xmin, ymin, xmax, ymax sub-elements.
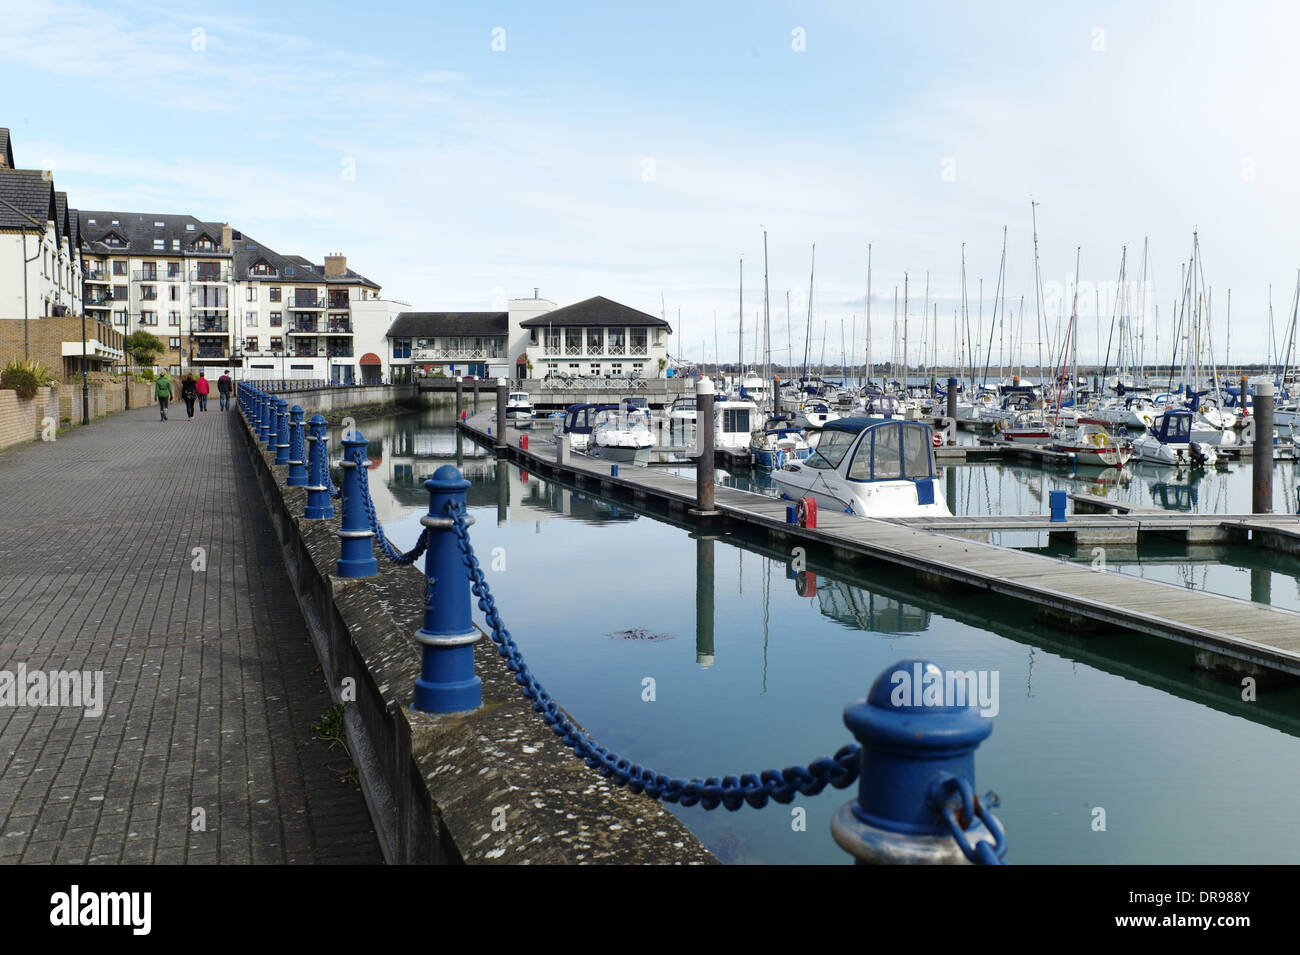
<box><xmin>124</xmin><ymin>330</ymin><xmax>165</xmax><ymax>369</ymax></box>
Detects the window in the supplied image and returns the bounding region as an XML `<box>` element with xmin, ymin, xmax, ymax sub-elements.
<box><xmin>848</xmin><ymin>424</ymin><xmax>901</xmax><ymax>481</ymax></box>
<box><xmin>169</xmin><ymin>337</ymin><xmax>181</xmax><ymax>349</ymax></box>
<box><xmin>141</xmin><ymin>285</ymin><xmax>157</xmax><ymax>300</ymax></box>
<box><xmin>569</xmin><ymin>363</ymin><xmax>579</xmax><ymax>369</ymax></box>
<box><xmin>392</xmin><ymin>338</ymin><xmax>411</xmax><ymax>359</ymax></box>
<box><xmin>246</xmin><ymin>287</ymin><xmax>256</xmax><ymax>301</ymax></box>
<box><xmin>104</xmin><ymin>234</ymin><xmax>124</xmax><ymax>248</ymax></box>
<box><xmin>269</xmin><ymin>336</ymin><xmax>283</xmax><ymax>352</ymax></box>
<box><xmin>171</xmin><ymin>239</ymin><xmax>180</xmax><ymax>251</ymax></box>
<box><xmin>722</xmin><ymin>407</ymin><xmax>751</xmax><ymax>433</ymax></box>
<box><xmin>193</xmin><ymin>236</ymin><xmax>215</xmax><ymax>251</ymax></box>
<box><xmin>590</xmin><ymin>364</ymin><xmax>600</xmax><ymax>374</ymax></box>
<box><xmin>113</xmin><ymin>285</ymin><xmax>127</xmax><ymax>301</ymax></box>
<box><xmin>186</xmin><ymin>224</ymin><xmax>195</xmax><ymax>231</ymax></box>
<box><xmin>168</xmin><ymin>311</ymin><xmax>180</xmax><ymax>326</ymax></box>
<box><xmin>608</xmin><ymin>328</ymin><xmax>626</xmax><ymax>354</ymax></box>
<box><xmin>196</xmin><ymin>262</ymin><xmax>220</xmax><ymax>281</ymax></box>
<box><xmin>153</xmin><ymin>239</ymin><xmax>164</xmax><ymax>250</ymax></box>
<box><xmin>902</xmin><ymin>425</ymin><xmax>931</xmax><ymax>479</ymax></box>
<box><xmin>170</xmin><ymin>286</ymin><xmax>179</xmax><ymax>301</ymax></box>
<box><xmin>167</xmin><ymin>262</ymin><xmax>180</xmax><ymax>278</ymax></box>
<box><xmin>270</xmin><ymin>311</ymin><xmax>281</xmax><ymax>327</ymax></box>
<box><xmin>805</xmin><ymin>429</ymin><xmax>857</xmax><ymax>470</ymax></box>
<box><xmin>587</xmin><ymin>328</ymin><xmax>603</xmax><ymax>352</ymax></box>
<box><xmin>112</xmin><ymin>261</ymin><xmax>127</xmax><ymax>275</ymax></box>
<box><xmin>245</xmin><ymin>311</ymin><xmax>258</xmax><ymax>327</ymax></box>
<box><xmin>244</xmin><ymin>338</ymin><xmax>258</xmax><ymax>353</ymax></box>
<box><xmin>269</xmin><ymin>287</ymin><xmax>281</xmax><ymax>302</ymax></box>
<box><xmin>140</xmin><ymin>310</ymin><xmax>158</xmax><ymax>326</ymax></box>
<box><xmin>114</xmin><ymin>311</ymin><xmax>126</xmax><ymax>325</ymax></box>
<box><xmin>154</xmin><ymin>221</ymin><xmax>164</xmax><ymax>228</ymax></box>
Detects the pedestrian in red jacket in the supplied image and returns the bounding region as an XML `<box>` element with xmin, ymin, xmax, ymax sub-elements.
<box><xmin>196</xmin><ymin>371</ymin><xmax>211</xmax><ymax>412</ymax></box>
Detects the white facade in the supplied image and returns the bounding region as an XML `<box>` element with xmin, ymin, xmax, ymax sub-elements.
<box><xmin>350</xmin><ymin>298</ymin><xmax>407</xmax><ymax>383</ymax></box>
<box><xmin>507</xmin><ymin>296</ymin><xmax>556</xmax><ymax>367</ymax></box>
<box><xmin>524</xmin><ymin>323</ymin><xmax>670</xmax><ymax>379</ymax></box>
<box><xmin>0</xmin><ymin>226</ymin><xmax>78</xmax><ymax>321</ymax></box>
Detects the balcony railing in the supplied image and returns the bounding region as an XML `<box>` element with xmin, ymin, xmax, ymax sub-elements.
<box><xmin>292</xmin><ymin>295</ymin><xmax>324</xmax><ymax>309</ymax></box>
<box><xmin>194</xmin><ymin>346</ymin><xmax>229</xmax><ymax>359</ymax></box>
<box><xmin>291</xmin><ymin>348</ymin><xmax>320</xmax><ymax>358</ymax></box>
<box><xmin>192</xmin><ymin>319</ymin><xmax>229</xmax><ymax>333</ymax></box>
<box><xmin>324</xmin><ymin>320</ymin><xmax>352</xmax><ymax>334</ymax></box>
<box><xmin>84</xmin><ymin>269</ymin><xmax>107</xmax><ymax>283</ymax></box>
<box><xmin>413</xmin><ymin>346</ymin><xmax>500</xmax><ymax>360</ymax></box>
<box><xmin>85</xmin><ymin>292</ymin><xmax>112</xmax><ymax>308</ymax></box>
<box><xmin>629</xmin><ymin>343</ymin><xmax>648</xmax><ymax>356</ymax></box>
<box><xmin>289</xmin><ymin>322</ymin><xmax>318</xmax><ymax>334</ymax></box>
<box><xmin>248</xmin><ymin>268</ymin><xmax>280</xmax><ymax>279</ymax></box>
<box><xmin>327</xmin><ymin>347</ymin><xmax>354</xmax><ymax>358</ymax></box>
<box><xmin>328</xmin><ymin>296</ymin><xmax>350</xmax><ymax>309</ymax></box>
<box><xmin>132</xmin><ymin>270</ymin><xmax>166</xmax><ymax>282</ymax></box>
<box><xmin>190</xmin><ymin>268</ymin><xmax>233</xmax><ymax>283</ymax></box>
<box><xmin>607</xmin><ymin>343</ymin><xmax>626</xmax><ymax>355</ymax></box>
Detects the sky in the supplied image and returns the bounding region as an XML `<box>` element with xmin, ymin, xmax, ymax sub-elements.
<box><xmin>3</xmin><ymin>0</ymin><xmax>1299</xmax><ymax>369</ymax></box>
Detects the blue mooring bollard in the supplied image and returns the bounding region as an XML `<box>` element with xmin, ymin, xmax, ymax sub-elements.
<box><xmin>1048</xmin><ymin>489</ymin><xmax>1067</xmax><ymax>523</ymax></box>
<box><xmin>337</xmin><ymin>429</ymin><xmax>378</xmax><ymax>578</ymax></box>
<box><xmin>412</xmin><ymin>464</ymin><xmax>482</xmax><ymax>714</ymax></box>
<box><xmin>264</xmin><ymin>396</ymin><xmax>277</xmax><ymax>450</ymax></box>
<box><xmin>286</xmin><ymin>405</ymin><xmax>307</xmax><ymax>486</ymax></box>
<box><xmin>303</xmin><ymin>414</ymin><xmax>334</xmax><ymax>520</ymax></box>
<box><xmin>786</xmin><ymin>503</ymin><xmax>798</xmax><ymax>524</ymax></box>
<box><xmin>259</xmin><ymin>393</ymin><xmax>272</xmax><ymax>443</ymax></box>
<box><xmin>611</xmin><ymin>464</ymin><xmax>619</xmax><ymax>477</ymax></box>
<box><xmin>831</xmin><ymin>659</ymin><xmax>1003</xmax><ymax>864</ymax></box>
<box><xmin>274</xmin><ymin>398</ymin><xmax>290</xmax><ymax>466</ymax></box>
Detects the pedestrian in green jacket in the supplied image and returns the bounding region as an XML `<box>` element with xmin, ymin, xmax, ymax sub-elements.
<box><xmin>155</xmin><ymin>375</ymin><xmax>172</xmax><ymax>421</ymax></box>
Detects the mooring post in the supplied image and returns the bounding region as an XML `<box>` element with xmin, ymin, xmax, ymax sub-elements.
<box><xmin>496</xmin><ymin>459</ymin><xmax>509</xmax><ymax>527</ymax></box>
<box><xmin>454</xmin><ymin>375</ymin><xmax>463</xmax><ymax>421</ymax></box>
<box><xmin>692</xmin><ymin>376</ymin><xmax>717</xmax><ymax>518</ymax></box>
<box><xmin>258</xmin><ymin>392</ymin><xmax>270</xmax><ymax>442</ymax></box>
<box><xmin>695</xmin><ymin>533</ymin><xmax>715</xmax><ymax>667</ymax></box>
<box><xmin>772</xmin><ymin>376</ymin><xmax>782</xmax><ymax>417</ymax></box>
<box><xmin>1253</xmin><ymin>379</ymin><xmax>1274</xmax><ymax>513</ymax></box>
<box><xmin>946</xmin><ymin>376</ymin><xmax>957</xmax><ymax>426</ymax></box>
<box><xmin>274</xmin><ymin>397</ymin><xmax>291</xmax><ymax>466</ymax></box>
<box><xmin>303</xmin><ymin>415</ymin><xmax>334</xmax><ymax>520</ymax></box>
<box><xmin>337</xmin><ymin>430</ymin><xmax>378</xmax><ymax>577</ymax></box>
<box><xmin>495</xmin><ymin>377</ymin><xmax>508</xmax><ymax>458</ymax></box>
<box><xmin>264</xmin><ymin>397</ymin><xmax>279</xmax><ymax>451</ymax></box>
<box><xmin>287</xmin><ymin>405</ymin><xmax>308</xmax><ymax>486</ymax></box>
<box><xmin>412</xmin><ymin>464</ymin><xmax>482</xmax><ymax>713</ymax></box>
<box><xmin>473</xmin><ymin>379</ymin><xmax>480</xmax><ymax>411</ymax></box>
<box><xmin>831</xmin><ymin>659</ymin><xmax>1004</xmax><ymax>864</ymax></box>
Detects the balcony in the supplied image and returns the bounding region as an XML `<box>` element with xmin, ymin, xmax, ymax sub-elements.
<box><xmin>191</xmin><ymin>318</ymin><xmax>229</xmax><ymax>333</ymax></box>
<box><xmin>327</xmin><ymin>346</ymin><xmax>354</xmax><ymax>358</ymax></box>
<box><xmin>412</xmin><ymin>346</ymin><xmax>501</xmax><ymax>361</ymax></box>
<box><xmin>629</xmin><ymin>343</ymin><xmax>648</xmax><ymax>357</ymax></box>
<box><xmin>288</xmin><ymin>321</ymin><xmax>318</xmax><ymax>334</ymax></box>
<box><xmin>192</xmin><ymin>291</ymin><xmax>229</xmax><ymax>310</ymax></box>
<box><xmin>84</xmin><ymin>269</ymin><xmax>107</xmax><ymax>284</ymax></box>
<box><xmin>328</xmin><ymin>295</ymin><xmax>350</xmax><ymax>310</ymax></box>
<box><xmin>291</xmin><ymin>294</ymin><xmax>324</xmax><ymax>309</ymax></box>
<box><xmin>193</xmin><ymin>345</ymin><xmax>229</xmax><ymax>360</ymax></box>
<box><xmin>607</xmin><ymin>343</ymin><xmax>626</xmax><ymax>355</ymax></box>
<box><xmin>85</xmin><ymin>291</ymin><xmax>112</xmax><ymax>308</ymax></box>
<box><xmin>190</xmin><ymin>267</ymin><xmax>233</xmax><ymax>283</ymax></box>
<box><xmin>324</xmin><ymin>319</ymin><xmax>352</xmax><ymax>334</ymax></box>
<box><xmin>132</xmin><ymin>270</ymin><xmax>165</xmax><ymax>282</ymax></box>
<box><xmin>248</xmin><ymin>267</ymin><xmax>280</xmax><ymax>279</ymax></box>
<box><xmin>291</xmin><ymin>347</ymin><xmax>320</xmax><ymax>359</ymax></box>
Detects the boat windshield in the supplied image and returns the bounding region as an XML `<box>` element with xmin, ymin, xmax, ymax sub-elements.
<box><xmin>847</xmin><ymin>422</ymin><xmax>933</xmax><ymax>481</ymax></box>
<box><xmin>804</xmin><ymin>429</ymin><xmax>857</xmax><ymax>469</ymax></box>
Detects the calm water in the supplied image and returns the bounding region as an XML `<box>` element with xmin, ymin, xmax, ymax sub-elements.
<box><xmin>334</xmin><ymin>408</ymin><xmax>1300</xmax><ymax>864</ymax></box>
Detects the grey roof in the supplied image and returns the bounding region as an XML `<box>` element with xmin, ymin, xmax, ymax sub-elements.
<box><xmin>387</xmin><ymin>312</ymin><xmax>508</xmax><ymax>338</ymax></box>
<box><xmin>0</xmin><ymin>168</ymin><xmax>56</xmax><ymax>232</ymax></box>
<box><xmin>228</xmin><ymin>236</ymin><xmax>380</xmax><ymax>289</ymax></box>
<box><xmin>79</xmin><ymin>210</ymin><xmax>229</xmax><ymax>257</ymax></box>
<box><xmin>0</xmin><ymin>128</ymin><xmax>13</xmax><ymax>169</ymax></box>
<box><xmin>517</xmin><ymin>295</ymin><xmax>672</xmax><ymax>331</ymax></box>
<box><xmin>54</xmin><ymin>191</ymin><xmax>70</xmax><ymax>247</ymax></box>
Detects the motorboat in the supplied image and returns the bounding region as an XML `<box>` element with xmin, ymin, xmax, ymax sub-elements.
<box><xmin>1049</xmin><ymin>423</ymin><xmax>1132</xmax><ymax>467</ymax></box>
<box><xmin>714</xmin><ymin>398</ymin><xmax>761</xmax><ymax>450</ymax></box>
<box><xmin>505</xmin><ymin>391</ymin><xmax>534</xmax><ymax>425</ymax></box>
<box><xmin>770</xmin><ymin>416</ymin><xmax>950</xmax><ymax>517</ymax></box>
<box><xmin>749</xmin><ymin>427</ymin><xmax>813</xmax><ymax>469</ymax></box>
<box><xmin>790</xmin><ymin>399</ymin><xmax>839</xmax><ymax>430</ymax></box>
<box><xmin>588</xmin><ymin>405</ymin><xmax>654</xmax><ymax>463</ymax></box>
<box><xmin>553</xmin><ymin>402</ymin><xmax>608</xmax><ymax>454</ymax></box>
<box><xmin>1131</xmin><ymin>410</ymin><xmax>1219</xmax><ymax>468</ymax></box>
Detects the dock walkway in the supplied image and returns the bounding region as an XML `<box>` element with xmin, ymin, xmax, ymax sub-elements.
<box><xmin>469</xmin><ymin>412</ymin><xmax>1300</xmax><ymax>678</ymax></box>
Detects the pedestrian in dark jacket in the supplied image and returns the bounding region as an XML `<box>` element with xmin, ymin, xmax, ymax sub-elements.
<box><xmin>181</xmin><ymin>375</ymin><xmax>199</xmax><ymax>421</ymax></box>
<box><xmin>217</xmin><ymin>371</ymin><xmax>232</xmax><ymax>411</ymax></box>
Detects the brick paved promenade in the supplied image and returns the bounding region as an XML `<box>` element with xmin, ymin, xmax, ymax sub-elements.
<box><xmin>0</xmin><ymin>402</ymin><xmax>380</xmax><ymax>864</ymax></box>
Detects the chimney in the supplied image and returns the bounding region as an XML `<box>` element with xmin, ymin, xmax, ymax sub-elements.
<box><xmin>534</xmin><ymin>287</ymin><xmax>539</xmax><ymax>299</ymax></box>
<box><xmin>324</xmin><ymin>253</ymin><xmax>348</xmax><ymax>278</ymax></box>
<box><xmin>221</xmin><ymin>224</ymin><xmax>233</xmax><ymax>251</ymax></box>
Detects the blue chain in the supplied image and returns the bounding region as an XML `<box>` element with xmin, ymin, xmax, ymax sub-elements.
<box><xmin>351</xmin><ymin>445</ymin><xmax>430</xmax><ymax>566</ymax></box>
<box><xmin>932</xmin><ymin>776</ymin><xmax>1008</xmax><ymax>865</ymax></box>
<box><xmin>446</xmin><ymin>502</ymin><xmax>860</xmax><ymax>810</ymax></box>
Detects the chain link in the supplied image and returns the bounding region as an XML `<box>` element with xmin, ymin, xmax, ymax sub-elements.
<box><xmin>349</xmin><ymin>444</ymin><xmax>429</xmax><ymax>566</ymax></box>
<box><xmin>933</xmin><ymin>776</ymin><xmax>1007</xmax><ymax>865</ymax></box>
<box><xmin>445</xmin><ymin>501</ymin><xmax>860</xmax><ymax>810</ymax></box>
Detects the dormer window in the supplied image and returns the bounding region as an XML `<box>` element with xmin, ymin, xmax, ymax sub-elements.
<box><xmin>251</xmin><ymin>260</ymin><xmax>274</xmax><ymax>275</ymax></box>
<box><xmin>103</xmin><ymin>233</ymin><xmax>124</xmax><ymax>248</ymax></box>
<box><xmin>186</xmin><ymin>224</ymin><xmax>195</xmax><ymax>231</ymax></box>
<box><xmin>154</xmin><ymin>221</ymin><xmax>164</xmax><ymax>228</ymax></box>
<box><xmin>193</xmin><ymin>236</ymin><xmax>215</xmax><ymax>251</ymax></box>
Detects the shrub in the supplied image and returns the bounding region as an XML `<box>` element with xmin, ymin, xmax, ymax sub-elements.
<box><xmin>1</xmin><ymin>359</ymin><xmax>49</xmax><ymax>400</ymax></box>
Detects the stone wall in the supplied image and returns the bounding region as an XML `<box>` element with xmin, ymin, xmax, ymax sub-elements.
<box><xmin>58</xmin><ymin>379</ymin><xmax>156</xmax><ymax>427</ymax></box>
<box><xmin>251</xmin><ymin>383</ymin><xmax>419</xmax><ymax>417</ymax></box>
<box><xmin>0</xmin><ymin>386</ymin><xmax>60</xmax><ymax>450</ymax></box>
<box><xmin>235</xmin><ymin>404</ymin><xmax>715</xmax><ymax>865</ymax></box>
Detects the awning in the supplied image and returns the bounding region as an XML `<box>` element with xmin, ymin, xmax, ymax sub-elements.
<box><xmin>359</xmin><ymin>352</ymin><xmax>381</xmax><ymax>365</ymax></box>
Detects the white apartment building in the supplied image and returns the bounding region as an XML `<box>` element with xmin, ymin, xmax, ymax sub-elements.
<box><xmin>78</xmin><ymin>214</ymin><xmax>387</xmax><ymax>382</ymax></box>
